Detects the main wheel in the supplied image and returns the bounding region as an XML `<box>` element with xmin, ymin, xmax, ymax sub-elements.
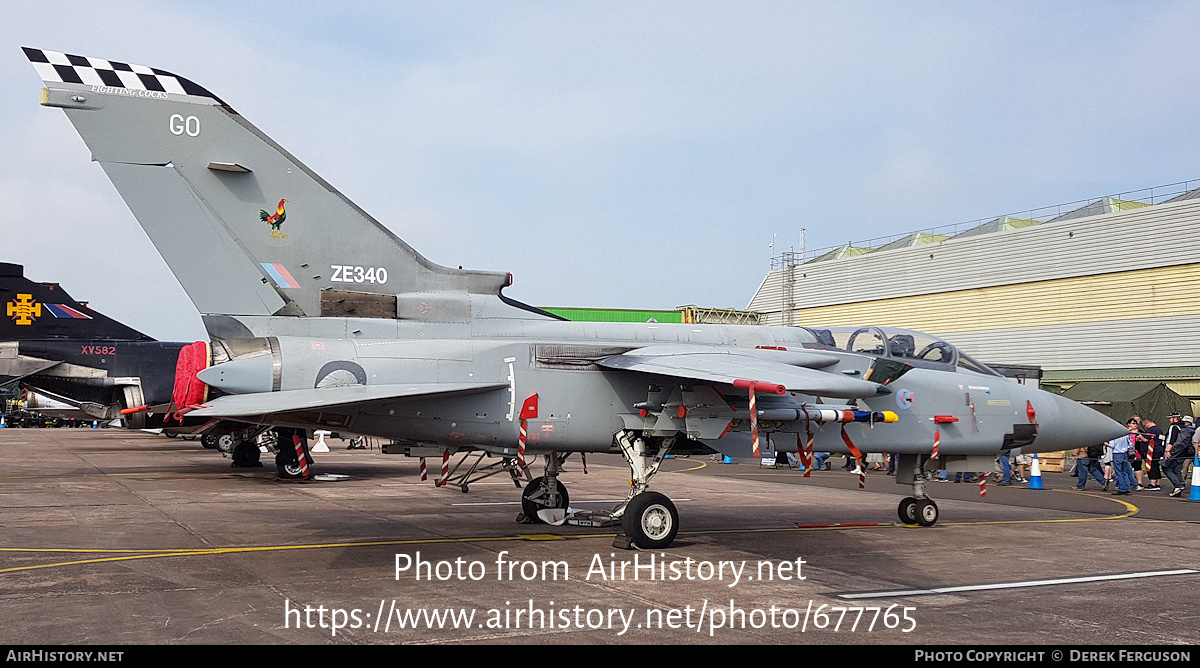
<box><xmin>520</xmin><ymin>476</ymin><xmax>569</xmax><ymax>523</ymax></box>
<box><xmin>622</xmin><ymin>492</ymin><xmax>679</xmax><ymax>549</ymax></box>
<box><xmin>231</xmin><ymin>440</ymin><xmax>263</xmax><ymax>468</ymax></box>
<box><xmin>275</xmin><ymin>450</ymin><xmax>306</xmax><ymax>479</ymax></box>
<box><xmin>201</xmin><ymin>434</ymin><xmax>219</xmax><ymax>449</ymax></box>
<box><xmin>897</xmin><ymin>497</ymin><xmax>918</xmax><ymax>525</ymax></box>
<box><xmin>915</xmin><ymin>498</ymin><xmax>939</xmax><ymax>527</ymax></box>
<box><xmin>216</xmin><ymin>433</ymin><xmax>238</xmax><ymax>454</ymax></box>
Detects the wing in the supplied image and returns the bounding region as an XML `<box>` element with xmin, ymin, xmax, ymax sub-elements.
<box><xmin>189</xmin><ymin>382</ymin><xmax>507</xmax><ymax>418</ymax></box>
<box><xmin>598</xmin><ymin>346</ymin><xmax>887</xmax><ymax>399</ymax></box>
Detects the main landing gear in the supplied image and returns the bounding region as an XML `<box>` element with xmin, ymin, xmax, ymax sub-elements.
<box><xmin>613</xmin><ymin>431</ymin><xmax>679</xmax><ymax>549</ymax></box>
<box><xmin>516</xmin><ymin>431</ymin><xmax>681</xmax><ymax>549</ymax></box>
<box><xmin>518</xmin><ymin>452</ymin><xmax>570</xmax><ymax>524</ymax></box>
<box><xmin>896</xmin><ymin>454</ymin><xmax>939</xmax><ymax>527</ymax></box>
<box><xmin>274</xmin><ymin>427</ymin><xmax>313</xmax><ymax>479</ymax></box>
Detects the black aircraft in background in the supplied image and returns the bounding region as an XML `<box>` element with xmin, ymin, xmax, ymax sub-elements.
<box><xmin>0</xmin><ymin>262</ymin><xmax>277</xmax><ymax>465</ymax></box>
<box><xmin>1</xmin><ymin>261</ymin><xmax>181</xmax><ymax>425</ymax></box>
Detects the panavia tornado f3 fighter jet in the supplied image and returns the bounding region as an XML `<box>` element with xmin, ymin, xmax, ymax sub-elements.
<box><xmin>26</xmin><ymin>47</ymin><xmax>1127</xmax><ymax>548</ymax></box>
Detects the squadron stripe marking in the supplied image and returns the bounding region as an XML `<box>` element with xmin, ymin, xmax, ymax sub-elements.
<box><xmin>260</xmin><ymin>262</ymin><xmax>301</xmax><ymax>289</ymax></box>
<box><xmin>835</xmin><ymin>569</ymin><xmax>1199</xmax><ymax>600</ymax></box>
<box><xmin>43</xmin><ymin>303</ymin><xmax>93</xmax><ymax>319</ymax></box>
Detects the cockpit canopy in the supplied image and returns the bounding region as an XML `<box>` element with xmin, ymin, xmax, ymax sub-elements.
<box><xmin>800</xmin><ymin>326</ymin><xmax>1000</xmax><ymax>376</ymax></box>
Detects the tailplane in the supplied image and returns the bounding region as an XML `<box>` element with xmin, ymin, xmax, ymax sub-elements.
<box><xmin>25</xmin><ymin>48</ymin><xmax>537</xmax><ymax>329</ymax></box>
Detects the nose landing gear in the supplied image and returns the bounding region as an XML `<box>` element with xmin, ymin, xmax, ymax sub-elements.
<box><xmin>896</xmin><ymin>453</ymin><xmax>940</xmax><ymax>527</ymax></box>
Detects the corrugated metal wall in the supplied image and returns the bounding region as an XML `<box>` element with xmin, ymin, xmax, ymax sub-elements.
<box><xmin>750</xmin><ymin>197</ymin><xmax>1200</xmax><ymax>312</ymax></box>
<box><xmin>747</xmin><ymin>197</ymin><xmax>1200</xmax><ymax>374</ymax></box>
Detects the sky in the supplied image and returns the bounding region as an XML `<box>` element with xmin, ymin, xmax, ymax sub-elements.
<box><xmin>2</xmin><ymin>1</ymin><xmax>1199</xmax><ymax>342</ymax></box>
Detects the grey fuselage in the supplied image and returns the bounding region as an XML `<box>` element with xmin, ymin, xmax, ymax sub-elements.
<box><xmin>206</xmin><ymin>306</ymin><xmax>1098</xmax><ymax>459</ymax></box>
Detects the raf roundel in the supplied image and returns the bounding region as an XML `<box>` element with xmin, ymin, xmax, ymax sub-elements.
<box><xmin>896</xmin><ymin>389</ymin><xmax>916</xmax><ymax>409</ymax></box>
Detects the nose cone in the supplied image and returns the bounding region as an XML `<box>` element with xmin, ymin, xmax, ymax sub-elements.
<box><xmin>196</xmin><ymin>354</ymin><xmax>274</xmax><ymax>394</ymax></box>
<box><xmin>1028</xmin><ymin>391</ymin><xmax>1129</xmax><ymax>452</ymax></box>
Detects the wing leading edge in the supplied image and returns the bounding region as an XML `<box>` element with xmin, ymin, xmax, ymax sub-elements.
<box><xmin>190</xmin><ymin>382</ymin><xmax>508</xmax><ymax>418</ymax></box>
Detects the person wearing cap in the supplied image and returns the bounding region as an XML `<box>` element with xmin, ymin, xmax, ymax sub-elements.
<box><xmin>1165</xmin><ymin>412</ymin><xmax>1184</xmax><ymax>449</ymax></box>
<box><xmin>1163</xmin><ymin>413</ymin><xmax>1184</xmax><ymax>490</ymax></box>
<box><xmin>1162</xmin><ymin>416</ymin><xmax>1196</xmax><ymax>497</ymax></box>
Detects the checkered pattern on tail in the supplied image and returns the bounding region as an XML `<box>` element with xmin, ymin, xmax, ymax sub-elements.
<box><xmin>22</xmin><ymin>47</ymin><xmax>223</xmax><ymax>104</ymax></box>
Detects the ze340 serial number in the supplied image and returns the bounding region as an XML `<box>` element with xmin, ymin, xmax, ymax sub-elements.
<box><xmin>330</xmin><ymin>265</ymin><xmax>388</xmax><ymax>284</ymax></box>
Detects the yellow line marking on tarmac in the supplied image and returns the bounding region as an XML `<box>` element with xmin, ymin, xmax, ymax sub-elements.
<box><xmin>0</xmin><ymin>488</ymin><xmax>1143</xmax><ymax>575</ymax></box>
<box><xmin>0</xmin><ymin>533</ymin><xmax>623</xmax><ymax>574</ymax></box>
<box><xmin>1066</xmin><ymin>489</ymin><xmax>1139</xmax><ymax>517</ymax></box>
<box><xmin>669</xmin><ymin>462</ymin><xmax>708</xmax><ymax>473</ymax></box>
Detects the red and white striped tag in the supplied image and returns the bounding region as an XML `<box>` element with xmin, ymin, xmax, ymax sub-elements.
<box><xmin>518</xmin><ymin>419</ymin><xmax>528</xmax><ymax>469</ymax></box>
<box><xmin>749</xmin><ymin>386</ymin><xmax>760</xmax><ymax>458</ymax></box>
<box><xmin>292</xmin><ymin>434</ymin><xmax>309</xmax><ymax>478</ymax></box>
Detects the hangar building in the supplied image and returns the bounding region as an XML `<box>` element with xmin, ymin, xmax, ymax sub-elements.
<box><xmin>747</xmin><ymin>181</ymin><xmax>1200</xmax><ymax>413</ymax></box>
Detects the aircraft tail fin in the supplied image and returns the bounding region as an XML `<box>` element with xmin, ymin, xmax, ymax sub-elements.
<box><xmin>0</xmin><ymin>262</ymin><xmax>152</xmax><ymax>341</ymax></box>
<box><xmin>25</xmin><ymin>47</ymin><xmax>529</xmax><ymax>326</ymax></box>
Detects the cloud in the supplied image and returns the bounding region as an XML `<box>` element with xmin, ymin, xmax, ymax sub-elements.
<box><xmin>2</xmin><ymin>1</ymin><xmax>1199</xmax><ymax>336</ymax></box>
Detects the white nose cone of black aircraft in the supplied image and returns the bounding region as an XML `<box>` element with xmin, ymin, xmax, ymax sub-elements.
<box><xmin>25</xmin><ymin>47</ymin><xmax>1128</xmax><ymax>548</ymax></box>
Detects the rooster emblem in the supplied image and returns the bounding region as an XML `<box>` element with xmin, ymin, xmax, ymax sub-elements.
<box><xmin>260</xmin><ymin>198</ymin><xmax>288</xmax><ymax>238</ymax></box>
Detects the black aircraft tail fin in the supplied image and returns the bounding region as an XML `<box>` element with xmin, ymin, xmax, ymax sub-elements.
<box><xmin>0</xmin><ymin>262</ymin><xmax>153</xmax><ymax>341</ymax></box>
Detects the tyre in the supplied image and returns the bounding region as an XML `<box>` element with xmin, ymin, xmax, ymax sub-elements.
<box><xmin>201</xmin><ymin>434</ymin><xmax>218</xmax><ymax>449</ymax></box>
<box><xmin>621</xmin><ymin>492</ymin><xmax>679</xmax><ymax>549</ymax></box>
<box><xmin>915</xmin><ymin>498</ymin><xmax>939</xmax><ymax>527</ymax></box>
<box><xmin>897</xmin><ymin>497</ymin><xmax>918</xmax><ymax>525</ymax></box>
<box><xmin>231</xmin><ymin>440</ymin><xmax>263</xmax><ymax>468</ymax></box>
<box><xmin>520</xmin><ymin>476</ymin><xmax>569</xmax><ymax>522</ymax></box>
<box><xmin>216</xmin><ymin>433</ymin><xmax>238</xmax><ymax>454</ymax></box>
<box><xmin>275</xmin><ymin>450</ymin><xmax>306</xmax><ymax>479</ymax></box>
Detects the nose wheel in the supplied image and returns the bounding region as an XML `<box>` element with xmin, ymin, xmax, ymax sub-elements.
<box><xmin>899</xmin><ymin>496</ymin><xmax>939</xmax><ymax>526</ymax></box>
<box><xmin>897</xmin><ymin>455</ymin><xmax>941</xmax><ymax>527</ymax></box>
